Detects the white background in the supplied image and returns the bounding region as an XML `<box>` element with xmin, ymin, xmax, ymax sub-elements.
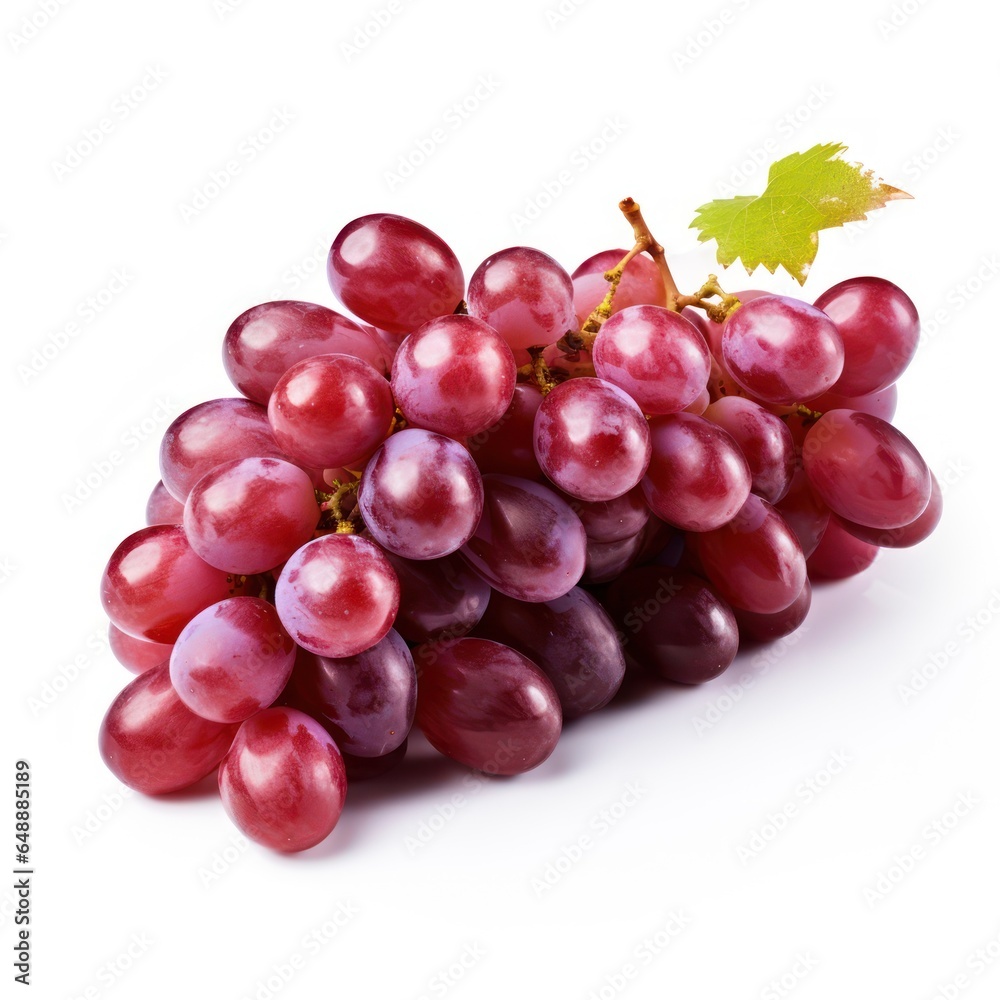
<box><xmin>4</xmin><ymin>0</ymin><xmax>1000</xmax><ymax>997</ymax></box>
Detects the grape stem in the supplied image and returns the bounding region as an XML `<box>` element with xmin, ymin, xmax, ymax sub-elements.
<box><xmin>672</xmin><ymin>275</ymin><xmax>742</xmax><ymax>324</ymax></box>
<box><xmin>569</xmin><ymin>198</ymin><xmax>742</xmax><ymax>352</ymax></box>
<box><xmin>316</xmin><ymin>481</ymin><xmax>361</xmax><ymax>534</ymax></box>
<box><xmin>517</xmin><ymin>350</ymin><xmax>558</xmax><ymax>395</ymax></box>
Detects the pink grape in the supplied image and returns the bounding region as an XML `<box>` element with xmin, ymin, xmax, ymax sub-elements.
<box><xmin>391</xmin><ymin>314</ymin><xmax>516</xmax><ymax>438</ymax></box>
<box><xmin>108</xmin><ymin>622</ymin><xmax>172</xmax><ymax>674</ymax></box>
<box><xmin>466</xmin><ymin>383</ymin><xmax>544</xmax><ymax>481</ymax></box>
<box><xmin>684</xmin><ymin>388</ymin><xmax>711</xmax><ymax>415</ymax></box>
<box><xmin>282</xmin><ymin>630</ymin><xmax>415</xmax><ymax>757</ymax></box>
<box><xmin>99</xmin><ymin>664</ymin><xmax>239</xmax><ymax>794</ymax></box>
<box><xmin>733</xmin><ymin>579</ymin><xmax>812</xmax><ymax>642</ymax></box>
<box><xmin>702</xmin><ymin>396</ymin><xmax>796</xmax><ymax>504</ymax></box>
<box><xmin>473</xmin><ymin>587</ymin><xmax>625</xmax><ymax>718</ymax></box>
<box><xmin>802</xmin><ymin>409</ymin><xmax>931</xmax><ymax>528</ymax></box>
<box><xmin>184</xmin><ymin>457</ymin><xmax>319</xmax><ymax>574</ymax></box>
<box><xmin>807</xmin><ymin>519</ymin><xmax>879</xmax><ymax>580</ymax></box>
<box><xmin>145</xmin><ymin>481</ymin><xmax>184</xmax><ymax>525</ymax></box>
<box><xmin>267</xmin><ymin>353</ymin><xmax>394</xmax><ymax>470</ymax></box>
<box><xmin>774</xmin><ymin>466</ymin><xmax>831</xmax><ymax>559</ymax></box>
<box><xmin>160</xmin><ymin>398</ymin><xmax>287</xmax><ymax>502</ymax></box>
<box><xmin>836</xmin><ymin>472</ymin><xmax>942</xmax><ymax>548</ymax></box>
<box><xmin>814</xmin><ymin>276</ymin><xmax>919</xmax><ymax>396</ymax></box>
<box><xmin>692</xmin><ymin>495</ymin><xmax>807</xmax><ymax>614</ymax></box>
<box><xmin>466</xmin><ymin>246</ymin><xmax>575</xmax><ymax>351</ymax></box>
<box><xmin>327</xmin><ymin>213</ymin><xmax>464</xmax><ymax>334</ymax></box>
<box><xmin>805</xmin><ymin>383</ymin><xmax>898</xmax><ymax>421</ymax></box>
<box><xmin>641</xmin><ymin>413</ymin><xmax>752</xmax><ymax>531</ymax></box>
<box><xmin>414</xmin><ymin>638</ymin><xmax>562</xmax><ymax>775</ymax></box>
<box><xmin>582</xmin><ymin>530</ymin><xmax>648</xmax><ymax>586</ymax></box>
<box><xmin>460</xmin><ymin>475</ymin><xmax>586</xmax><ymax>602</ymax></box>
<box><xmin>604</xmin><ymin>567</ymin><xmax>738</xmax><ymax>684</ymax></box>
<box><xmin>533</xmin><ymin>377</ymin><xmax>651</xmax><ymax>501</ymax></box>
<box><xmin>169</xmin><ymin>597</ymin><xmax>296</xmax><ymax>723</ymax></box>
<box><xmin>101</xmin><ymin>525</ymin><xmax>236</xmax><ymax>643</ymax></box>
<box><xmin>593</xmin><ymin>305</ymin><xmax>711</xmax><ymax>414</ymax></box>
<box><xmin>562</xmin><ymin>485</ymin><xmax>651</xmax><ymax>543</ymax></box>
<box><xmin>691</xmin><ymin>290</ymin><xmax>770</xmax><ymax>363</ymax></box>
<box><xmin>380</xmin><ymin>550</ymin><xmax>490</xmax><ymax>644</ymax></box>
<box><xmin>274</xmin><ymin>534</ymin><xmax>399</xmax><ymax>657</ymax></box>
<box><xmin>218</xmin><ymin>707</ymin><xmax>347</xmax><ymax>852</ymax></box>
<box><xmin>358</xmin><ymin>429</ymin><xmax>484</xmax><ymax>560</ymax></box>
<box><xmin>722</xmin><ymin>295</ymin><xmax>845</xmax><ymax>404</ymax></box>
<box><xmin>571</xmin><ymin>249</ymin><xmax>665</xmax><ymax>321</ymax></box>
<box><xmin>223</xmin><ymin>300</ymin><xmax>390</xmax><ymax>403</ymax></box>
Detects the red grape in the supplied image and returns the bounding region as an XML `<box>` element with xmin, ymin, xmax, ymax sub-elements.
<box><xmin>99</xmin><ymin>664</ymin><xmax>239</xmax><ymax>794</ymax></box>
<box><xmin>414</xmin><ymin>638</ymin><xmax>562</xmax><ymax>775</ymax></box>
<box><xmin>268</xmin><ymin>354</ymin><xmax>394</xmax><ymax>470</ymax></box>
<box><xmin>327</xmin><ymin>214</ymin><xmax>464</xmax><ymax>334</ymax></box>
<box><xmin>218</xmin><ymin>707</ymin><xmax>347</xmax><ymax>852</ymax></box>
<box><xmin>533</xmin><ymin>377</ymin><xmax>651</xmax><ymax>501</ymax></box>
<box><xmin>275</xmin><ymin>534</ymin><xmax>400</xmax><ymax>657</ymax></box>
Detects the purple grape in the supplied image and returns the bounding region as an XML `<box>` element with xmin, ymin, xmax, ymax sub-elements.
<box><xmin>571</xmin><ymin>249</ymin><xmax>665</xmax><ymax>322</ymax></box>
<box><xmin>219</xmin><ymin>707</ymin><xmax>347</xmax><ymax>852</ymax></box>
<box><xmin>473</xmin><ymin>587</ymin><xmax>625</xmax><ymax>717</ymax></box>
<box><xmin>807</xmin><ymin>519</ymin><xmax>878</xmax><ymax>579</ymax></box>
<box><xmin>108</xmin><ymin>623</ymin><xmax>172</xmax><ymax>674</ymax></box>
<box><xmin>459</xmin><ymin>475</ymin><xmax>586</xmax><ymax>602</ymax></box>
<box><xmin>805</xmin><ymin>383</ymin><xmax>898</xmax><ymax>421</ymax></box>
<box><xmin>467</xmin><ymin>383</ymin><xmax>544</xmax><ymax>481</ymax></box>
<box><xmin>836</xmin><ymin>472</ymin><xmax>943</xmax><ymax>548</ymax></box>
<box><xmin>605</xmin><ymin>567</ymin><xmax>738</xmax><ymax>684</ymax></box>
<box><xmin>773</xmin><ymin>466</ymin><xmax>830</xmax><ymax>559</ymax></box>
<box><xmin>99</xmin><ymin>664</ymin><xmax>239</xmax><ymax>794</ymax></box>
<box><xmin>358</xmin><ymin>429</ymin><xmax>484</xmax><ymax>560</ymax></box>
<box><xmin>145</xmin><ymin>481</ymin><xmax>184</xmax><ymax>525</ymax></box>
<box><xmin>101</xmin><ymin>525</ymin><xmax>236</xmax><ymax>643</ymax></box>
<box><xmin>414</xmin><ymin>638</ymin><xmax>562</xmax><ymax>775</ymax></box>
<box><xmin>380</xmin><ymin>550</ymin><xmax>490</xmax><ymax>644</ymax></box>
<box><xmin>283</xmin><ymin>631</ymin><xmax>415</xmax><ymax>757</ymax></box>
<box><xmin>733</xmin><ymin>579</ymin><xmax>812</xmax><ymax>642</ymax></box>
<box><xmin>562</xmin><ymin>485</ymin><xmax>651</xmax><ymax>544</ymax></box>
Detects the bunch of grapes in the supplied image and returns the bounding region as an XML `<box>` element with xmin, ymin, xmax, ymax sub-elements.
<box><xmin>98</xmin><ymin>209</ymin><xmax>940</xmax><ymax>853</ymax></box>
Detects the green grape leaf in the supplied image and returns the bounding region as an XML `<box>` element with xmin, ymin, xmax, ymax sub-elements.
<box><xmin>689</xmin><ymin>143</ymin><xmax>911</xmax><ymax>284</ymax></box>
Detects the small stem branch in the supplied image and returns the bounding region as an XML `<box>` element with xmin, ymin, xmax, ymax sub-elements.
<box><xmin>672</xmin><ymin>275</ymin><xmax>743</xmax><ymax>323</ymax></box>
<box><xmin>517</xmin><ymin>349</ymin><xmax>558</xmax><ymax>395</ymax></box>
<box><xmin>575</xmin><ymin>197</ymin><xmax>681</xmax><ymax>351</ymax></box>
<box><xmin>316</xmin><ymin>480</ymin><xmax>361</xmax><ymax>534</ymax></box>
<box><xmin>618</xmin><ymin>196</ymin><xmax>680</xmax><ymax>303</ymax></box>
